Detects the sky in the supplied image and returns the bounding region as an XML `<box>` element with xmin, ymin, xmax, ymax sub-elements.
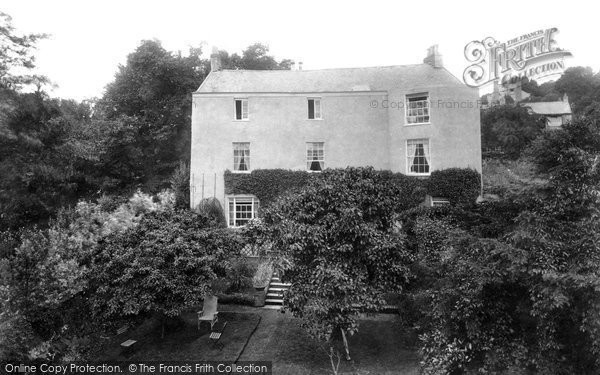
<box><xmin>2</xmin><ymin>0</ymin><xmax>599</xmax><ymax>101</ymax></box>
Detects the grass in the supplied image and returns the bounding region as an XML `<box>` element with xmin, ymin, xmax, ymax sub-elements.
<box><xmin>93</xmin><ymin>305</ymin><xmax>419</xmax><ymax>375</ymax></box>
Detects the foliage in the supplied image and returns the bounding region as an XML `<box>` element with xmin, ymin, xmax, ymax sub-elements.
<box><xmin>481</xmin><ymin>104</ymin><xmax>546</xmax><ymax>158</ymax></box>
<box><xmin>554</xmin><ymin>66</ymin><xmax>600</xmax><ymax>114</ymax></box>
<box><xmin>254</xmin><ymin>167</ymin><xmax>422</xmax><ymax>352</ymax></box>
<box><xmin>408</xmin><ymin>114</ymin><xmax>600</xmax><ymax>374</ymax></box>
<box><xmin>217</xmin><ymin>43</ymin><xmax>293</xmax><ymax>70</ymax></box>
<box><xmin>0</xmin><ymin>190</ymin><xmax>174</xmax><ymax>361</ymax></box>
<box><xmin>252</xmin><ymin>261</ymin><xmax>273</xmax><ymax>288</ymax></box>
<box><xmin>226</xmin><ymin>258</ymin><xmax>256</xmax><ymax>293</ymax></box>
<box><xmin>195</xmin><ymin>197</ymin><xmax>227</xmax><ymax>228</ymax></box>
<box><xmin>426</xmin><ymin>168</ymin><xmax>481</xmax><ymax>207</ymax></box>
<box><xmin>170</xmin><ymin>161</ymin><xmax>190</xmax><ymax>208</ymax></box>
<box><xmin>0</xmin><ymin>12</ymin><xmax>48</xmax><ymax>90</ymax></box>
<box><xmin>224</xmin><ymin>169</ymin><xmax>315</xmax><ymax>208</ymax></box>
<box><xmin>90</xmin><ymin>209</ymin><xmax>243</xmax><ymax>322</ymax></box>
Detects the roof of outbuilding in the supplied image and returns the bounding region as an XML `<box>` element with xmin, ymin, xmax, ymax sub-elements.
<box><xmin>523</xmin><ymin>101</ymin><xmax>572</xmax><ymax>115</ymax></box>
<box><xmin>195</xmin><ymin>64</ymin><xmax>463</xmax><ymax>93</ymax></box>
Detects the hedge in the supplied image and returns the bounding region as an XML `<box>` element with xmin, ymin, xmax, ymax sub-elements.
<box><xmin>426</xmin><ymin>168</ymin><xmax>481</xmax><ymax>206</ymax></box>
<box><xmin>224</xmin><ymin>169</ymin><xmax>316</xmax><ymax>208</ymax></box>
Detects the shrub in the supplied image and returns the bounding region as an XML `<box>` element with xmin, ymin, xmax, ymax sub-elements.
<box><xmin>224</xmin><ymin>169</ymin><xmax>315</xmax><ymax>208</ymax></box>
<box><xmin>195</xmin><ymin>197</ymin><xmax>226</xmax><ymax>228</ymax></box>
<box><xmin>252</xmin><ymin>261</ymin><xmax>272</xmax><ymax>289</ymax></box>
<box><xmin>426</xmin><ymin>168</ymin><xmax>481</xmax><ymax>207</ymax></box>
<box><xmin>215</xmin><ymin>293</ymin><xmax>255</xmax><ymax>306</ymax></box>
<box><xmin>90</xmin><ymin>210</ymin><xmax>244</xmax><ymax>328</ymax></box>
<box><xmin>227</xmin><ymin>258</ymin><xmax>256</xmax><ymax>293</ymax></box>
<box><xmin>170</xmin><ymin>162</ymin><xmax>189</xmax><ymax>208</ymax></box>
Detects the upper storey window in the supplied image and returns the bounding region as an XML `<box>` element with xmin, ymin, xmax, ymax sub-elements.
<box><xmin>234</xmin><ymin>98</ymin><xmax>249</xmax><ymax>120</ymax></box>
<box><xmin>308</xmin><ymin>98</ymin><xmax>321</xmax><ymax>119</ymax></box>
<box><xmin>405</xmin><ymin>93</ymin><xmax>430</xmax><ymax>125</ymax></box>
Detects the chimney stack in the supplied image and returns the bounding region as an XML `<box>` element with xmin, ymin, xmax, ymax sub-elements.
<box><xmin>210</xmin><ymin>46</ymin><xmax>221</xmax><ymax>72</ymax></box>
<box><xmin>423</xmin><ymin>45</ymin><xmax>443</xmax><ymax>68</ymax></box>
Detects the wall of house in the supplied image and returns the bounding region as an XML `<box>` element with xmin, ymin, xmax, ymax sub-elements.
<box><xmin>190</xmin><ymin>83</ymin><xmax>482</xmax><ymax>210</ymax></box>
<box><xmin>387</xmin><ymin>84</ymin><xmax>482</xmax><ymax>175</ymax></box>
<box><xmin>190</xmin><ymin>92</ymin><xmax>389</xmax><ymax>209</ymax></box>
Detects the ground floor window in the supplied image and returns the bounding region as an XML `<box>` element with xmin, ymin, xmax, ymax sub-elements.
<box><xmin>306</xmin><ymin>142</ymin><xmax>324</xmax><ymax>171</ymax></box>
<box><xmin>228</xmin><ymin>196</ymin><xmax>259</xmax><ymax>227</ymax></box>
<box><xmin>407</xmin><ymin>138</ymin><xmax>430</xmax><ymax>175</ymax></box>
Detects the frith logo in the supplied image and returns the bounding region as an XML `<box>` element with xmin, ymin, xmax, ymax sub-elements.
<box><xmin>463</xmin><ymin>28</ymin><xmax>572</xmax><ymax>87</ymax></box>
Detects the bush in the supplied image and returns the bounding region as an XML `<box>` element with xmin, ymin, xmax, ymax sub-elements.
<box><xmin>426</xmin><ymin>168</ymin><xmax>481</xmax><ymax>206</ymax></box>
<box><xmin>170</xmin><ymin>162</ymin><xmax>189</xmax><ymax>208</ymax></box>
<box><xmin>195</xmin><ymin>197</ymin><xmax>226</xmax><ymax>227</ymax></box>
<box><xmin>224</xmin><ymin>169</ymin><xmax>315</xmax><ymax>208</ymax></box>
<box><xmin>90</xmin><ymin>209</ymin><xmax>244</xmax><ymax>323</ymax></box>
<box><xmin>215</xmin><ymin>293</ymin><xmax>255</xmax><ymax>306</ymax></box>
<box><xmin>252</xmin><ymin>261</ymin><xmax>272</xmax><ymax>289</ymax></box>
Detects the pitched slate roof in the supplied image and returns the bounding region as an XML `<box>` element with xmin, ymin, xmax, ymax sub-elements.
<box><xmin>195</xmin><ymin>64</ymin><xmax>463</xmax><ymax>93</ymax></box>
<box><xmin>523</xmin><ymin>101</ymin><xmax>572</xmax><ymax>115</ymax></box>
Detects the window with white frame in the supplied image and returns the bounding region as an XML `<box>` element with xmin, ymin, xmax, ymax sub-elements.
<box><xmin>406</xmin><ymin>139</ymin><xmax>430</xmax><ymax>175</ymax></box>
<box><xmin>233</xmin><ymin>142</ymin><xmax>250</xmax><ymax>171</ymax></box>
<box><xmin>228</xmin><ymin>196</ymin><xmax>259</xmax><ymax>227</ymax></box>
<box><xmin>308</xmin><ymin>98</ymin><xmax>321</xmax><ymax>119</ymax></box>
<box><xmin>406</xmin><ymin>93</ymin><xmax>430</xmax><ymax>124</ymax></box>
<box><xmin>234</xmin><ymin>98</ymin><xmax>248</xmax><ymax>120</ymax></box>
<box><xmin>306</xmin><ymin>142</ymin><xmax>324</xmax><ymax>171</ymax></box>
<box><xmin>430</xmin><ymin>197</ymin><xmax>450</xmax><ymax>207</ymax></box>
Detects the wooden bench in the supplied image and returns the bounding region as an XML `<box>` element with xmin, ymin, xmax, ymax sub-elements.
<box><xmin>209</xmin><ymin>322</ymin><xmax>227</xmax><ymax>350</ymax></box>
<box><xmin>120</xmin><ymin>339</ymin><xmax>137</xmax><ymax>356</ymax></box>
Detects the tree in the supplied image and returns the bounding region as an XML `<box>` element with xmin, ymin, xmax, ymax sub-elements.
<box><xmin>254</xmin><ymin>167</ymin><xmax>422</xmax><ymax>370</ymax></box>
<box><xmin>91</xmin><ymin>210</ymin><xmax>243</xmax><ymax>338</ymax></box>
<box><xmin>408</xmin><ymin>114</ymin><xmax>600</xmax><ymax>374</ymax></box>
<box><xmin>0</xmin><ymin>12</ymin><xmax>48</xmax><ymax>90</ymax></box>
<box><xmin>96</xmin><ymin>40</ymin><xmax>207</xmax><ymax>192</ymax></box>
<box><xmin>554</xmin><ymin>66</ymin><xmax>600</xmax><ymax>114</ymax></box>
<box><xmin>481</xmin><ymin>105</ymin><xmax>546</xmax><ymax>158</ymax></box>
<box><xmin>218</xmin><ymin>43</ymin><xmax>293</xmax><ymax>70</ymax></box>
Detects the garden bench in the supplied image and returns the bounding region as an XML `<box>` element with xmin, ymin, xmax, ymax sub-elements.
<box><xmin>120</xmin><ymin>339</ymin><xmax>137</xmax><ymax>356</ymax></box>
<box><xmin>209</xmin><ymin>322</ymin><xmax>227</xmax><ymax>350</ymax></box>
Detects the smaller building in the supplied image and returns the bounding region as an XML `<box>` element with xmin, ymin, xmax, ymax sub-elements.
<box><xmin>523</xmin><ymin>95</ymin><xmax>572</xmax><ymax>128</ymax></box>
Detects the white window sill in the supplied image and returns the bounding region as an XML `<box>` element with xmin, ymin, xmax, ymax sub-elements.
<box><xmin>231</xmin><ymin>170</ymin><xmax>251</xmax><ymax>174</ymax></box>
<box><xmin>307</xmin><ymin>118</ymin><xmax>323</xmax><ymax>121</ymax></box>
<box><xmin>233</xmin><ymin>119</ymin><xmax>250</xmax><ymax>122</ymax></box>
<box><xmin>407</xmin><ymin>173</ymin><xmax>431</xmax><ymax>177</ymax></box>
<box><xmin>404</xmin><ymin>122</ymin><xmax>431</xmax><ymax>126</ymax></box>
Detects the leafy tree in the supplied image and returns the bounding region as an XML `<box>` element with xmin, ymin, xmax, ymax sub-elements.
<box><xmin>253</xmin><ymin>167</ymin><xmax>422</xmax><ymax>369</ymax></box>
<box><xmin>554</xmin><ymin>66</ymin><xmax>600</xmax><ymax>114</ymax></box>
<box><xmin>96</xmin><ymin>40</ymin><xmax>207</xmax><ymax>191</ymax></box>
<box><xmin>408</xmin><ymin>114</ymin><xmax>600</xmax><ymax>374</ymax></box>
<box><xmin>218</xmin><ymin>43</ymin><xmax>293</xmax><ymax>70</ymax></box>
<box><xmin>0</xmin><ymin>12</ymin><xmax>48</xmax><ymax>90</ymax></box>
<box><xmin>481</xmin><ymin>105</ymin><xmax>546</xmax><ymax>158</ymax></box>
<box><xmin>90</xmin><ymin>210</ymin><xmax>243</xmax><ymax>337</ymax></box>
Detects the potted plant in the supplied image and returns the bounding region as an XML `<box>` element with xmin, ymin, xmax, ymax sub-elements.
<box><xmin>252</xmin><ymin>261</ymin><xmax>273</xmax><ymax>291</ymax></box>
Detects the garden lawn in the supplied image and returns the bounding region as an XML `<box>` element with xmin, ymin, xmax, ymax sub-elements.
<box><xmin>238</xmin><ymin>307</ymin><xmax>420</xmax><ymax>375</ymax></box>
<box><xmin>95</xmin><ymin>306</ymin><xmax>419</xmax><ymax>374</ymax></box>
<box><xmin>96</xmin><ymin>309</ymin><xmax>261</xmax><ymax>361</ymax></box>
